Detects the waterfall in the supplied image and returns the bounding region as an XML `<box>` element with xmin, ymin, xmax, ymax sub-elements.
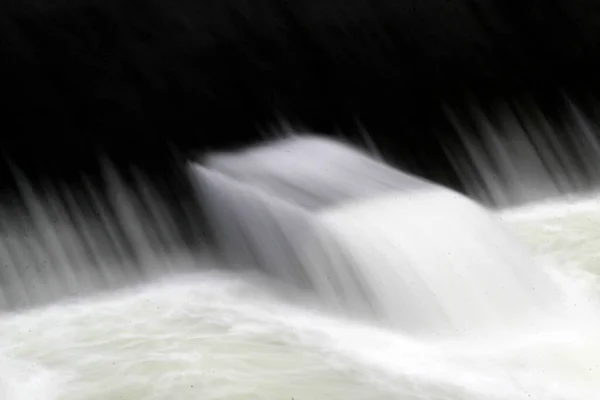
<box><xmin>190</xmin><ymin>134</ymin><xmax>561</xmax><ymax>336</ymax></box>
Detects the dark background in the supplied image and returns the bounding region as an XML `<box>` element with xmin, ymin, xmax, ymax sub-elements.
<box><xmin>1</xmin><ymin>0</ymin><xmax>600</xmax><ymax>197</ymax></box>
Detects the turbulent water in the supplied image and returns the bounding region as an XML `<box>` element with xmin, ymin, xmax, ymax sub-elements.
<box><xmin>2</xmin><ymin>136</ymin><xmax>600</xmax><ymax>400</ymax></box>
<box><xmin>194</xmin><ymin>136</ymin><xmax>561</xmax><ymax>337</ymax></box>
<box><xmin>1</xmin><ymin>196</ymin><xmax>600</xmax><ymax>400</ymax></box>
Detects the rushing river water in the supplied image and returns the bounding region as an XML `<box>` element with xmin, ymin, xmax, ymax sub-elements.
<box><xmin>0</xmin><ymin>192</ymin><xmax>599</xmax><ymax>400</ymax></box>
<box><xmin>2</xmin><ymin>134</ymin><xmax>600</xmax><ymax>400</ymax></box>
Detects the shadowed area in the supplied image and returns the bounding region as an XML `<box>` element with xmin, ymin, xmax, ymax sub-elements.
<box><xmin>2</xmin><ymin>0</ymin><xmax>600</xmax><ymax>203</ymax></box>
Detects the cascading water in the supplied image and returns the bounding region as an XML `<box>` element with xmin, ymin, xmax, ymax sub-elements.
<box><xmin>191</xmin><ymin>135</ymin><xmax>561</xmax><ymax>336</ymax></box>
<box><xmin>1</xmin><ymin>132</ymin><xmax>600</xmax><ymax>400</ymax></box>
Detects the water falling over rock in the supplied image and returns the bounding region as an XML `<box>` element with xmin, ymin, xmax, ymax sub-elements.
<box><xmin>190</xmin><ymin>134</ymin><xmax>562</xmax><ymax>337</ymax></box>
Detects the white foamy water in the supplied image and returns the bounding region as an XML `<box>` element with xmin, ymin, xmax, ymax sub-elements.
<box><xmin>1</xmin><ymin>203</ymin><xmax>600</xmax><ymax>400</ymax></box>
<box><xmin>2</xmin><ymin>136</ymin><xmax>600</xmax><ymax>400</ymax></box>
<box><xmin>193</xmin><ymin>136</ymin><xmax>560</xmax><ymax>336</ymax></box>
<box><xmin>316</xmin><ymin>189</ymin><xmax>560</xmax><ymax>337</ymax></box>
<box><xmin>0</xmin><ymin>199</ymin><xmax>599</xmax><ymax>400</ymax></box>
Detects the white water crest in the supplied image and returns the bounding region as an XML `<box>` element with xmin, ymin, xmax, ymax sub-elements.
<box><xmin>191</xmin><ymin>135</ymin><xmax>561</xmax><ymax>336</ymax></box>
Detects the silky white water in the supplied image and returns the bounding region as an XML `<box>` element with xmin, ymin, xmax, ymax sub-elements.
<box><xmin>195</xmin><ymin>136</ymin><xmax>560</xmax><ymax>336</ymax></box>
<box><xmin>1</xmin><ymin>197</ymin><xmax>600</xmax><ymax>400</ymax></box>
<box><xmin>2</xmin><ymin>135</ymin><xmax>600</xmax><ymax>399</ymax></box>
